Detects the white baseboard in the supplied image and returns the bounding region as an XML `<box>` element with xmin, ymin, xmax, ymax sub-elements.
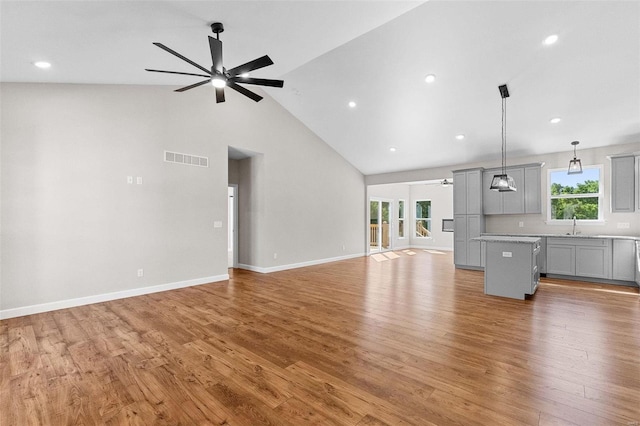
<box><xmin>237</xmin><ymin>252</ymin><xmax>365</xmax><ymax>274</ymax></box>
<box><xmin>0</xmin><ymin>274</ymin><xmax>229</xmax><ymax>320</ymax></box>
<box><xmin>412</xmin><ymin>245</ymin><xmax>452</xmax><ymax>252</ymax></box>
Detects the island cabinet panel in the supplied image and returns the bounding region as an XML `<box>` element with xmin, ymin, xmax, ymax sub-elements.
<box><xmin>546</xmin><ymin>242</ymin><xmax>576</xmax><ymax>276</ymax></box>
<box><xmin>612</xmin><ymin>239</ymin><xmax>636</xmax><ymax>281</ymax></box>
<box><xmin>610</xmin><ymin>155</ymin><xmax>635</xmax><ymax>212</ymax></box>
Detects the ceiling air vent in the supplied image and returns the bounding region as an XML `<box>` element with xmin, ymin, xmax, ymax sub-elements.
<box><xmin>164</xmin><ymin>150</ymin><xmax>208</xmax><ymax>168</ymax></box>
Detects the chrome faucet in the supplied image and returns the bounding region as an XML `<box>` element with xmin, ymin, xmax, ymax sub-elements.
<box><xmin>572</xmin><ymin>216</ymin><xmax>577</xmax><ymax>235</ymax></box>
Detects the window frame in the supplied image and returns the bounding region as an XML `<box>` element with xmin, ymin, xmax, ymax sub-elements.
<box><xmin>546</xmin><ymin>164</ymin><xmax>604</xmax><ymax>224</ymax></box>
<box><xmin>414</xmin><ymin>199</ymin><xmax>432</xmax><ymax>239</ymax></box>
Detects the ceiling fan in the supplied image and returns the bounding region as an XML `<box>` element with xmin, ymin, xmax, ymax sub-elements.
<box><xmin>146</xmin><ymin>22</ymin><xmax>284</xmax><ymax>103</ymax></box>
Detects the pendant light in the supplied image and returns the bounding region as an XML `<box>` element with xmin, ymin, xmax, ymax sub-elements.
<box><xmin>489</xmin><ymin>84</ymin><xmax>517</xmax><ymax>192</ymax></box>
<box><xmin>567</xmin><ymin>140</ymin><xmax>583</xmax><ymax>174</ymax></box>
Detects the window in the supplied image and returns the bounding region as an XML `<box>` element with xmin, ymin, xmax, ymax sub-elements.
<box><xmin>415</xmin><ymin>200</ymin><xmax>431</xmax><ymax>238</ymax></box>
<box><xmin>398</xmin><ymin>200</ymin><xmax>406</xmax><ymax>238</ymax></box>
<box><xmin>548</xmin><ymin>165</ymin><xmax>603</xmax><ymax>221</ymax></box>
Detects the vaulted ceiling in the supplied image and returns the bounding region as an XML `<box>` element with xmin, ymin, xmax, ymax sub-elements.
<box><xmin>2</xmin><ymin>1</ymin><xmax>638</xmax><ymax>175</ymax></box>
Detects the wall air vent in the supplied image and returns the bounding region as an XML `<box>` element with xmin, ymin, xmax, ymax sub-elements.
<box><xmin>164</xmin><ymin>151</ymin><xmax>209</xmax><ymax>167</ymax></box>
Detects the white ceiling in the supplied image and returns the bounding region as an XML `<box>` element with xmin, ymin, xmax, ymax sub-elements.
<box><xmin>2</xmin><ymin>1</ymin><xmax>639</xmax><ymax>175</ymax></box>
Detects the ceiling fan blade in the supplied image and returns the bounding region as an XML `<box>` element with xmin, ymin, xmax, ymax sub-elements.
<box><xmin>230</xmin><ymin>77</ymin><xmax>284</xmax><ymax>88</ymax></box>
<box><xmin>227</xmin><ymin>55</ymin><xmax>274</xmax><ymax>77</ymax></box>
<box><xmin>227</xmin><ymin>81</ymin><xmax>263</xmax><ymax>102</ymax></box>
<box><xmin>153</xmin><ymin>42</ymin><xmax>211</xmax><ymax>75</ymax></box>
<box><xmin>175</xmin><ymin>79</ymin><xmax>211</xmax><ymax>92</ymax></box>
<box><xmin>215</xmin><ymin>87</ymin><xmax>225</xmax><ymax>103</ymax></box>
<box><xmin>209</xmin><ymin>36</ymin><xmax>223</xmax><ymax>73</ymax></box>
<box><xmin>145</xmin><ymin>69</ymin><xmax>211</xmax><ymax>78</ymax></box>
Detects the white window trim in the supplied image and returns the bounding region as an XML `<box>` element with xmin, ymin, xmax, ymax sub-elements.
<box><xmin>414</xmin><ymin>199</ymin><xmax>432</xmax><ymax>239</ymax></box>
<box><xmin>398</xmin><ymin>199</ymin><xmax>406</xmax><ymax>239</ymax></box>
<box><xmin>546</xmin><ymin>164</ymin><xmax>605</xmax><ymax>224</ymax></box>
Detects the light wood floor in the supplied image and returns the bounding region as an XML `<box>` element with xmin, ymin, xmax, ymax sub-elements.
<box><xmin>2</xmin><ymin>251</ymin><xmax>639</xmax><ymax>425</ymax></box>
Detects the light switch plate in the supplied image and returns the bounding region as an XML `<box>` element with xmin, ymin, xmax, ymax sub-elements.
<box><xmin>502</xmin><ymin>251</ymin><xmax>512</xmax><ymax>258</ymax></box>
<box><xmin>214</xmin><ymin>221</ymin><xmax>223</xmax><ymax>228</ymax></box>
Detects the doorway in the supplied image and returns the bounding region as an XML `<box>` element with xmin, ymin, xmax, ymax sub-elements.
<box><xmin>369</xmin><ymin>198</ymin><xmax>392</xmax><ymax>253</ymax></box>
<box><xmin>228</xmin><ymin>185</ymin><xmax>238</xmax><ymax>268</ymax></box>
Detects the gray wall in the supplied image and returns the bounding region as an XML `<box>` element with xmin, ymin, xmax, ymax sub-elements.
<box><xmin>1</xmin><ymin>82</ymin><xmax>365</xmax><ymax>315</ymax></box>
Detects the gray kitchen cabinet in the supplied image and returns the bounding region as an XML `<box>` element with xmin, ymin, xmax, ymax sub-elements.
<box><xmin>612</xmin><ymin>239</ymin><xmax>636</xmax><ymax>281</ymax></box>
<box><xmin>453</xmin><ymin>214</ymin><xmax>484</xmax><ymax>268</ymax></box>
<box><xmin>453</xmin><ymin>168</ymin><xmax>485</xmax><ymax>269</ymax></box>
<box><xmin>502</xmin><ymin>168</ymin><xmax>525</xmax><ymax>214</ymax></box>
<box><xmin>467</xmin><ymin>215</ymin><xmax>483</xmax><ymax>267</ymax></box>
<box><xmin>482</xmin><ymin>171</ymin><xmax>502</xmax><ymax>215</ymax></box>
<box><xmin>524</xmin><ymin>166</ymin><xmax>542</xmax><ymax>214</ymax></box>
<box><xmin>546</xmin><ymin>243</ymin><xmax>576</xmax><ymax>275</ymax></box>
<box><xmin>636</xmin><ymin>156</ymin><xmax>640</xmax><ymax>212</ymax></box>
<box><xmin>453</xmin><ymin>214</ymin><xmax>467</xmax><ymax>266</ymax></box>
<box><xmin>482</xmin><ymin>163</ymin><xmax>542</xmax><ymax>215</ymax></box>
<box><xmin>454</xmin><ymin>168</ymin><xmax>483</xmax><ymax>215</ymax></box>
<box><xmin>547</xmin><ymin>237</ymin><xmax>612</xmax><ymax>279</ymax></box>
<box><xmin>575</xmin><ymin>241</ymin><xmax>611</xmax><ymax>279</ymax></box>
<box><xmin>610</xmin><ymin>155</ymin><xmax>635</xmax><ymax>212</ymax></box>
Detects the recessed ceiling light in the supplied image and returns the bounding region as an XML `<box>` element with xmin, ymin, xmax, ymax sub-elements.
<box><xmin>455</xmin><ymin>134</ymin><xmax>465</xmax><ymax>140</ymax></box>
<box><xmin>543</xmin><ymin>34</ymin><xmax>558</xmax><ymax>46</ymax></box>
<box><xmin>549</xmin><ymin>117</ymin><xmax>562</xmax><ymax>124</ymax></box>
<box><xmin>424</xmin><ymin>74</ymin><xmax>436</xmax><ymax>83</ymax></box>
<box><xmin>389</xmin><ymin>147</ymin><xmax>397</xmax><ymax>152</ymax></box>
<box><xmin>34</xmin><ymin>61</ymin><xmax>51</xmax><ymax>69</ymax></box>
<box><xmin>348</xmin><ymin>101</ymin><xmax>357</xmax><ymax>108</ymax></box>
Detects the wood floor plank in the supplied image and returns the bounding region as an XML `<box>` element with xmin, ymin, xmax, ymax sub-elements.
<box><xmin>1</xmin><ymin>251</ymin><xmax>639</xmax><ymax>425</ymax></box>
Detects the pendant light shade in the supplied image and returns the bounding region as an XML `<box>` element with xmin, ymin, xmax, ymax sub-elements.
<box><xmin>490</xmin><ymin>84</ymin><xmax>517</xmax><ymax>192</ymax></box>
<box><xmin>567</xmin><ymin>140</ymin><xmax>583</xmax><ymax>174</ymax></box>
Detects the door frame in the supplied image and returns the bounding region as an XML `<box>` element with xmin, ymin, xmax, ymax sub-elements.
<box><xmin>368</xmin><ymin>197</ymin><xmax>394</xmax><ymax>254</ymax></box>
<box><xmin>228</xmin><ymin>184</ymin><xmax>238</xmax><ymax>268</ymax></box>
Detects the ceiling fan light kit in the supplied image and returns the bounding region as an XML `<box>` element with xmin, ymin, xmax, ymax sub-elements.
<box><xmin>146</xmin><ymin>21</ymin><xmax>284</xmax><ymax>103</ymax></box>
<box><xmin>490</xmin><ymin>84</ymin><xmax>517</xmax><ymax>192</ymax></box>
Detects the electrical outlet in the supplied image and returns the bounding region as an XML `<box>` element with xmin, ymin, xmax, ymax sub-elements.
<box><xmin>137</xmin><ymin>269</ymin><xmax>144</xmax><ymax>277</ymax></box>
<box><xmin>617</xmin><ymin>222</ymin><xmax>630</xmax><ymax>229</ymax></box>
<box><xmin>273</xmin><ymin>253</ymin><xmax>278</xmax><ymax>259</ymax></box>
<box><xmin>342</xmin><ymin>244</ymin><xmax>346</xmax><ymax>251</ymax></box>
<box><xmin>518</xmin><ymin>221</ymin><xmax>524</xmax><ymax>228</ymax></box>
<box><xmin>136</xmin><ymin>176</ymin><xmax>143</xmax><ymax>185</ymax></box>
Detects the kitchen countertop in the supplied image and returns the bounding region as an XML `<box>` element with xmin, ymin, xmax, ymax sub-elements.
<box><xmin>481</xmin><ymin>233</ymin><xmax>640</xmax><ymax>240</ymax></box>
<box><xmin>472</xmin><ymin>236</ymin><xmax>541</xmax><ymax>244</ymax></box>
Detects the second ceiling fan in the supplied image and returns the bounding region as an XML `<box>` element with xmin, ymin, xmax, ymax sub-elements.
<box><xmin>146</xmin><ymin>22</ymin><xmax>284</xmax><ymax>103</ymax></box>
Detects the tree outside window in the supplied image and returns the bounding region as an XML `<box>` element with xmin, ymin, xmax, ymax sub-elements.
<box><xmin>549</xmin><ymin>166</ymin><xmax>602</xmax><ymax>221</ymax></box>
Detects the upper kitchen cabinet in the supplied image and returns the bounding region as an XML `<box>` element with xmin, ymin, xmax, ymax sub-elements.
<box><xmin>610</xmin><ymin>154</ymin><xmax>636</xmax><ymax>212</ymax></box>
<box><xmin>482</xmin><ymin>163</ymin><xmax>543</xmax><ymax>215</ymax></box>
<box><xmin>454</xmin><ymin>168</ymin><xmax>483</xmax><ymax>215</ymax></box>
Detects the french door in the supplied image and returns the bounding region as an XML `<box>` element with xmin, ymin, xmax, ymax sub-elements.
<box><xmin>369</xmin><ymin>199</ymin><xmax>392</xmax><ymax>253</ymax></box>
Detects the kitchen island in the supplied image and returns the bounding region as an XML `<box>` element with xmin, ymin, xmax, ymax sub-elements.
<box><xmin>472</xmin><ymin>236</ymin><xmax>541</xmax><ymax>300</ymax></box>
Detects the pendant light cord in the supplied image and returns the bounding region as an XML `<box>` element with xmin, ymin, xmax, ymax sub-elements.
<box><xmin>501</xmin><ymin>96</ymin><xmax>507</xmax><ymax>175</ymax></box>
